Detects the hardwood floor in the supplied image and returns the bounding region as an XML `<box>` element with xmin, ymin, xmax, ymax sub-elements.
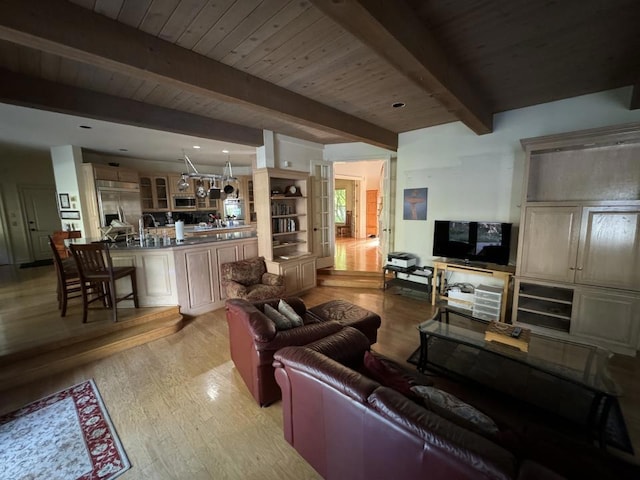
<box><xmin>333</xmin><ymin>236</ymin><xmax>382</xmax><ymax>272</ymax></box>
<box><xmin>1</xmin><ymin>260</ymin><xmax>640</xmax><ymax>477</ymax></box>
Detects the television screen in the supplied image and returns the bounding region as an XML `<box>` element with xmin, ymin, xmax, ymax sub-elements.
<box><xmin>433</xmin><ymin>221</ymin><xmax>511</xmax><ymax>265</ymax></box>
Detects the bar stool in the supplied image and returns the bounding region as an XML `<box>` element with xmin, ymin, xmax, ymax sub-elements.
<box><xmin>48</xmin><ymin>235</ymin><xmax>83</xmax><ymax>316</ymax></box>
<box><xmin>70</xmin><ymin>243</ymin><xmax>139</xmax><ymax>323</ymax></box>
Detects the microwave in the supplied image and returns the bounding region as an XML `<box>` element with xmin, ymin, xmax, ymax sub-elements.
<box><xmin>173</xmin><ymin>195</ymin><xmax>196</xmax><ymax>209</ymax></box>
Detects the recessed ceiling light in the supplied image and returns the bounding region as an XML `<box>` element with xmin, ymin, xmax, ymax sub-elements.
<box><xmin>222</xmin><ymin>149</ymin><xmax>229</xmax><ymax>153</ymax></box>
<box><xmin>193</xmin><ymin>145</ymin><xmax>201</xmax><ymax>149</ymax></box>
<box><xmin>79</xmin><ymin>125</ymin><xmax>92</xmax><ymax>129</ymax></box>
<box><xmin>391</xmin><ymin>102</ymin><xmax>406</xmax><ymax>108</ymax></box>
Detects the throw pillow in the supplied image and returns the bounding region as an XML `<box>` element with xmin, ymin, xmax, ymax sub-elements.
<box><xmin>263</xmin><ymin>304</ymin><xmax>293</xmax><ymax>331</ymax></box>
<box><xmin>278</xmin><ymin>300</ymin><xmax>304</xmax><ymax>327</ymax></box>
<box><xmin>362</xmin><ymin>351</ymin><xmax>422</xmax><ymax>398</ymax></box>
<box><xmin>410</xmin><ymin>385</ymin><xmax>499</xmax><ymax>437</ymax></box>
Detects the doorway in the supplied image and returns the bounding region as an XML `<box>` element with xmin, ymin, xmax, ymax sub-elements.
<box><xmin>333</xmin><ymin>159</ymin><xmax>388</xmax><ymax>272</ymax></box>
<box><xmin>19</xmin><ymin>186</ymin><xmax>60</xmax><ymax>261</ymax></box>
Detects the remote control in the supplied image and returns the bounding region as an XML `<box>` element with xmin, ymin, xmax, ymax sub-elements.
<box><xmin>511</xmin><ymin>327</ymin><xmax>522</xmax><ymax>338</ymax></box>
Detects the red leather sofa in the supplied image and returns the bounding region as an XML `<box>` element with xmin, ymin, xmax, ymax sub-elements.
<box><xmin>225</xmin><ymin>297</ymin><xmax>381</xmax><ymax>407</ymax></box>
<box><xmin>273</xmin><ymin>327</ymin><xmax>639</xmax><ymax>480</ymax></box>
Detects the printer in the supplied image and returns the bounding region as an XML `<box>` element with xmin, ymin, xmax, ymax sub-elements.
<box><xmin>387</xmin><ymin>252</ymin><xmax>417</xmax><ymax>268</ymax></box>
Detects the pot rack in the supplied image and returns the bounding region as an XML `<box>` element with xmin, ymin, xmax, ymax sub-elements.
<box><xmin>177</xmin><ymin>154</ymin><xmax>239</xmax><ymax>192</ymax></box>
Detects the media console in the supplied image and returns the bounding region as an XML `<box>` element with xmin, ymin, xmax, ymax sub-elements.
<box><xmin>382</xmin><ymin>265</ymin><xmax>433</xmax><ymax>297</ymax></box>
<box><xmin>431</xmin><ymin>259</ymin><xmax>515</xmax><ymax>323</ymax></box>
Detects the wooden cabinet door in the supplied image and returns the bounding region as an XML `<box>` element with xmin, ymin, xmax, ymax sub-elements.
<box><xmin>154</xmin><ymin>177</ymin><xmax>169</xmax><ymax>210</ymax></box>
<box><xmin>140</xmin><ymin>176</ymin><xmax>154</xmax><ymax>210</ymax></box>
<box><xmin>575</xmin><ymin>206</ymin><xmax>640</xmax><ymax>291</ymax></box>
<box><xmin>572</xmin><ymin>286</ymin><xmax>640</xmax><ymax>350</ymax></box>
<box><xmin>519</xmin><ymin>206</ymin><xmax>582</xmax><ymax>283</ymax></box>
<box><xmin>280</xmin><ymin>262</ymin><xmax>300</xmax><ymax>294</ymax></box>
<box><xmin>299</xmin><ymin>256</ymin><xmax>317</xmax><ymax>291</ymax></box>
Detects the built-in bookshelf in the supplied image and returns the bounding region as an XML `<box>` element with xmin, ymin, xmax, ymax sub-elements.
<box><xmin>254</xmin><ymin>168</ymin><xmax>316</xmax><ymax>294</ymax></box>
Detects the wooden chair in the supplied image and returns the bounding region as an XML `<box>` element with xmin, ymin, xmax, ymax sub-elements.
<box><xmin>48</xmin><ymin>235</ymin><xmax>83</xmax><ymax>317</ymax></box>
<box><xmin>337</xmin><ymin>210</ymin><xmax>352</xmax><ymax>237</ymax></box>
<box><xmin>70</xmin><ymin>243</ymin><xmax>139</xmax><ymax>323</ymax></box>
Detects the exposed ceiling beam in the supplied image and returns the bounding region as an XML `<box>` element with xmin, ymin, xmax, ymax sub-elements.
<box><xmin>0</xmin><ymin>69</ymin><xmax>264</xmax><ymax>147</ymax></box>
<box><xmin>310</xmin><ymin>0</ymin><xmax>493</xmax><ymax>135</ymax></box>
<box><xmin>0</xmin><ymin>0</ymin><xmax>398</xmax><ymax>151</ymax></box>
<box><xmin>631</xmin><ymin>84</ymin><xmax>640</xmax><ymax>110</ymax></box>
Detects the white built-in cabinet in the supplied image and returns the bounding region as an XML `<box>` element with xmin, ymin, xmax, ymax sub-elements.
<box><xmin>513</xmin><ymin>123</ymin><xmax>640</xmax><ymax>355</ymax></box>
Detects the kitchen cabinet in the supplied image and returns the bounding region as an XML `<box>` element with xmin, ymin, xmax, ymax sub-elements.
<box><xmin>139</xmin><ymin>174</ymin><xmax>170</xmax><ymax>211</ymax></box>
<box><xmin>93</xmin><ymin>164</ymin><xmax>139</xmax><ymax>183</ymax></box>
<box><xmin>168</xmin><ymin>174</ymin><xmax>195</xmax><ymax>196</ymax></box>
<box><xmin>196</xmin><ymin>180</ymin><xmax>221</xmax><ymax>212</ymax></box>
<box><xmin>513</xmin><ymin>123</ymin><xmax>640</xmax><ymax>354</ymax></box>
<box><xmin>240</xmin><ymin>176</ymin><xmax>256</xmax><ymax>224</ymax></box>
<box><xmin>254</xmin><ymin>168</ymin><xmax>317</xmax><ymax>294</ymax></box>
<box><xmin>173</xmin><ymin>237</ymin><xmax>259</xmax><ymax>315</ymax></box>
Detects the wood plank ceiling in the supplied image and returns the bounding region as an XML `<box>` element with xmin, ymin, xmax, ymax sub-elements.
<box><xmin>0</xmin><ymin>0</ymin><xmax>639</xmax><ymax>152</ymax></box>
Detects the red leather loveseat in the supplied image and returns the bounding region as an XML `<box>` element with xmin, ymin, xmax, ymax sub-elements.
<box><xmin>273</xmin><ymin>327</ymin><xmax>639</xmax><ymax>480</ymax></box>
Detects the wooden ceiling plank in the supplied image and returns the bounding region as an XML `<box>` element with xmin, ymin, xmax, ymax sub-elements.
<box><xmin>0</xmin><ymin>69</ymin><xmax>264</xmax><ymax>146</ymax></box>
<box><xmin>310</xmin><ymin>0</ymin><xmax>493</xmax><ymax>135</ymax></box>
<box><xmin>220</xmin><ymin>0</ymin><xmax>313</xmax><ymax>67</ymax></box>
<box><xmin>157</xmin><ymin>0</ymin><xmax>209</xmax><ymax>43</ymax></box>
<box><xmin>117</xmin><ymin>0</ymin><xmax>153</xmax><ymax>29</ymax></box>
<box><xmin>229</xmin><ymin>7</ymin><xmax>324</xmax><ymax>71</ymax></box>
<box><xmin>175</xmin><ymin>0</ymin><xmax>236</xmax><ymax>50</ymax></box>
<box><xmin>94</xmin><ymin>0</ymin><xmax>124</xmax><ymax>20</ymax></box>
<box><xmin>204</xmin><ymin>0</ymin><xmax>290</xmax><ymax>60</ymax></box>
<box><xmin>139</xmin><ymin>0</ymin><xmax>181</xmax><ymax>37</ymax></box>
<box><xmin>249</xmin><ymin>17</ymin><xmax>343</xmax><ymax>80</ymax></box>
<box><xmin>191</xmin><ymin>0</ymin><xmax>262</xmax><ymax>56</ymax></box>
<box><xmin>0</xmin><ymin>0</ymin><xmax>397</xmax><ymax>150</ymax></box>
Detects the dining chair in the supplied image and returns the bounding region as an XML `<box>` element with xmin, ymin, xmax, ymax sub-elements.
<box><xmin>48</xmin><ymin>235</ymin><xmax>83</xmax><ymax>317</ymax></box>
<box><xmin>70</xmin><ymin>243</ymin><xmax>139</xmax><ymax>323</ymax></box>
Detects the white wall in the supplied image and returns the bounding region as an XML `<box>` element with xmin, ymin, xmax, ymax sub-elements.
<box><xmin>395</xmin><ymin>86</ymin><xmax>640</xmax><ymax>267</ymax></box>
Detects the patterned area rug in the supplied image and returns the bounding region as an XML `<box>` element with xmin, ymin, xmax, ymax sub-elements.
<box><xmin>0</xmin><ymin>379</ymin><xmax>131</xmax><ymax>480</ymax></box>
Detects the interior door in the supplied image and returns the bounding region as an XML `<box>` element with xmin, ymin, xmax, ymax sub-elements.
<box><xmin>378</xmin><ymin>157</ymin><xmax>395</xmax><ymax>262</ymax></box>
<box><xmin>366</xmin><ymin>190</ymin><xmax>378</xmax><ymax>236</ymax></box>
<box><xmin>310</xmin><ymin>160</ymin><xmax>334</xmax><ymax>269</ymax></box>
<box><xmin>20</xmin><ymin>186</ymin><xmax>60</xmax><ymax>261</ymax></box>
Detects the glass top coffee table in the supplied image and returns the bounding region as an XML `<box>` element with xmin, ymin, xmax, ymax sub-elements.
<box><xmin>417</xmin><ymin>311</ymin><xmax>632</xmax><ymax>452</ymax></box>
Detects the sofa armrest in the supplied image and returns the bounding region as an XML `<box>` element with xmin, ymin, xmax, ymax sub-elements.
<box><xmin>305</xmin><ymin>326</ymin><xmax>370</xmax><ymax>368</ymax></box>
<box><xmin>369</xmin><ymin>388</ymin><xmax>518</xmax><ymax>479</ymax></box>
<box><xmin>274</xmin><ymin>345</ymin><xmax>379</xmax><ymax>403</ymax></box>
<box><xmin>226</xmin><ymin>298</ymin><xmax>277</xmax><ymax>343</ymax></box>
<box><xmin>257</xmin><ymin>321</ymin><xmax>342</xmax><ymax>351</ymax></box>
<box><xmin>223</xmin><ymin>280</ymin><xmax>248</xmax><ymax>299</ymax></box>
<box><xmin>261</xmin><ymin>272</ymin><xmax>283</xmax><ymax>286</ymax></box>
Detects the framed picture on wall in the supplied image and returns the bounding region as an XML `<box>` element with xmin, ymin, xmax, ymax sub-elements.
<box><xmin>403</xmin><ymin>188</ymin><xmax>428</xmax><ymax>220</ymax></box>
<box><xmin>58</xmin><ymin>193</ymin><xmax>71</xmax><ymax>209</ymax></box>
<box><xmin>60</xmin><ymin>210</ymin><xmax>81</xmax><ymax>220</ymax></box>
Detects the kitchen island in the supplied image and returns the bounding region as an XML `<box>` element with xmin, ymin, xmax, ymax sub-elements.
<box><xmin>108</xmin><ymin>230</ymin><xmax>258</xmax><ymax>315</ymax></box>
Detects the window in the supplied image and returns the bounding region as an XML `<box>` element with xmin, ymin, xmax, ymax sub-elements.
<box><xmin>335</xmin><ymin>188</ymin><xmax>346</xmax><ymax>224</ymax></box>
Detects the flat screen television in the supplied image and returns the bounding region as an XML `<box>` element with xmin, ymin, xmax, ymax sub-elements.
<box><xmin>433</xmin><ymin>221</ymin><xmax>512</xmax><ymax>265</ymax></box>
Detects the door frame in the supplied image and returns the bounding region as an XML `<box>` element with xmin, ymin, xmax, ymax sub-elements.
<box><xmin>328</xmin><ymin>154</ymin><xmax>394</xmax><ymax>269</ymax></box>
